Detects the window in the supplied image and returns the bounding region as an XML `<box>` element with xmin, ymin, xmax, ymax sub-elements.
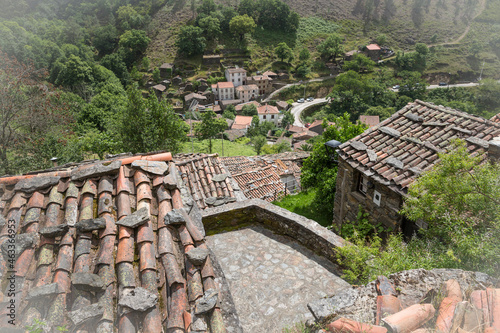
<box><xmin>263</xmin><ymin>115</ymin><xmax>266</xmax><ymax>119</ymax></box>
<box><xmin>358</xmin><ymin>175</ymin><xmax>369</xmax><ymax>195</ymax></box>
<box><xmin>271</xmin><ymin>115</ymin><xmax>275</xmax><ymax>119</ymax></box>
<box><xmin>238</xmin><ymin>78</ymin><xmax>240</xmax><ymax>82</ymax></box>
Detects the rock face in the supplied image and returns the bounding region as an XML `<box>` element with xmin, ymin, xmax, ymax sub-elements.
<box><xmin>131</xmin><ymin>160</ymin><xmax>169</xmax><ymax>175</ymax></box>
<box><xmin>186</xmin><ymin>247</ymin><xmax>210</xmax><ymax>266</ymax></box>
<box><xmin>26</xmin><ymin>283</ymin><xmax>62</xmax><ymax>301</ymax></box>
<box><xmin>68</xmin><ymin>303</ymin><xmax>104</xmax><ymax>326</ymax></box>
<box><xmin>307</xmin><ymin>288</ymin><xmax>359</xmax><ymax>322</ymax></box>
<box><xmin>164</xmin><ymin>209</ymin><xmax>185</xmax><ymax>226</ymax></box>
<box><xmin>39</xmin><ymin>224</ymin><xmax>69</xmax><ymax>238</ymax></box>
<box><xmin>72</xmin><ymin>273</ymin><xmax>105</xmax><ymax>293</ymax></box>
<box><xmin>115</xmin><ymin>207</ymin><xmax>150</xmax><ymax>228</ymax></box>
<box><xmin>195</xmin><ymin>289</ymin><xmax>218</xmax><ymax>315</ymax></box>
<box><xmin>119</xmin><ymin>287</ymin><xmax>158</xmax><ymax>312</ymax></box>
<box><xmin>71</xmin><ymin>160</ymin><xmax>122</xmax><ymax>181</ymax></box>
<box><xmin>14</xmin><ymin>176</ymin><xmax>60</xmax><ymax>193</ymax></box>
<box><xmin>75</xmin><ymin>218</ymin><xmax>106</xmax><ymax>233</ymax></box>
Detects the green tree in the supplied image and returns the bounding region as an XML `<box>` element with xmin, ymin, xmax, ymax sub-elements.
<box><xmin>116</xmin><ymin>5</ymin><xmax>145</xmax><ymax>31</ymax></box>
<box><xmin>176</xmin><ymin>26</ymin><xmax>206</xmax><ymax>56</ymax></box>
<box><xmin>241</xmin><ymin>104</ymin><xmax>258</xmax><ymax>116</ymax></box>
<box><xmin>470</xmin><ymin>41</ymin><xmax>483</xmax><ymax>57</ymax></box>
<box><xmin>397</xmin><ymin>71</ymin><xmax>428</xmax><ymax>100</ymax></box>
<box><xmin>299</xmin><ymin>48</ymin><xmax>310</xmax><ymax>63</ymax></box>
<box><xmin>317</xmin><ymin>33</ymin><xmax>344</xmax><ymax>62</ymax></box>
<box><xmin>198</xmin><ymin>16</ymin><xmax>221</xmax><ymax>39</ymax></box>
<box><xmin>343</xmin><ymin>53</ymin><xmax>375</xmax><ymax>72</ymax></box>
<box><xmin>120</xmin><ymin>86</ymin><xmax>188</xmax><ymax>154</ymax></box>
<box><xmin>229</xmin><ymin>15</ymin><xmax>256</xmax><ymax>40</ymax></box>
<box><xmin>376</xmin><ymin>34</ymin><xmax>387</xmax><ymax>46</ymax></box>
<box><xmin>119</xmin><ymin>29</ymin><xmax>150</xmax><ymax>58</ymax></box>
<box><xmin>301</xmin><ymin>113</ymin><xmax>367</xmax><ymax>216</ymax></box>
<box><xmin>274</xmin><ymin>42</ymin><xmax>294</xmax><ymax>63</ymax></box>
<box><xmin>252</xmin><ymin>135</ymin><xmax>267</xmax><ymax>155</ymax></box>
<box><xmin>401</xmin><ymin>140</ymin><xmax>500</xmax><ymax>275</ymax></box>
<box><xmin>197</xmin><ymin>0</ymin><xmax>216</xmax><ymax>15</ymax></box>
<box><xmin>92</xmin><ymin>25</ymin><xmax>119</xmax><ymax>56</ymax></box>
<box><xmin>238</xmin><ymin>0</ymin><xmax>259</xmax><ymax>20</ymax></box>
<box><xmin>223</xmin><ymin>105</ymin><xmax>236</xmax><ymax>119</ymax></box>
<box><xmin>281</xmin><ymin>110</ymin><xmax>294</xmax><ymax>128</ymax></box>
<box><xmin>194</xmin><ymin>110</ymin><xmax>227</xmax><ymax>153</ymax></box>
<box><xmin>152</xmin><ymin>67</ymin><xmax>160</xmax><ymax>82</ymax></box>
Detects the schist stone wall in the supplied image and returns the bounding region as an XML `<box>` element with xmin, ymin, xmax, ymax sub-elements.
<box><xmin>202</xmin><ymin>199</ymin><xmax>347</xmax><ymax>263</ymax></box>
<box><xmin>333</xmin><ymin>160</ymin><xmax>404</xmax><ymax>231</ymax></box>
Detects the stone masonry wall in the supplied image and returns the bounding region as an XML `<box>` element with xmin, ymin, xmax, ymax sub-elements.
<box><xmin>333</xmin><ymin>160</ymin><xmax>403</xmax><ymax>230</ymax></box>
<box><xmin>202</xmin><ymin>199</ymin><xmax>347</xmax><ymax>263</ymax></box>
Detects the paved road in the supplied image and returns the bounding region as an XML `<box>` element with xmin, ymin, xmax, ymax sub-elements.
<box><xmin>262</xmin><ymin>76</ymin><xmax>335</xmax><ymax>103</ymax></box>
<box><xmin>289</xmin><ymin>98</ymin><xmax>329</xmax><ymax>127</ymax></box>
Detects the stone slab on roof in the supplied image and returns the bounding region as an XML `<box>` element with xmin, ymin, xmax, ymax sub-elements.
<box><xmin>338</xmin><ymin>100</ymin><xmax>500</xmax><ymax>195</ymax></box>
<box><xmin>0</xmin><ymin>152</ymin><xmax>226</xmax><ymax>332</ymax></box>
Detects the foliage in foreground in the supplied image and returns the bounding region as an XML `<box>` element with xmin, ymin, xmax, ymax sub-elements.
<box><xmin>301</xmin><ymin>114</ymin><xmax>367</xmax><ymax>221</ymax></box>
<box><xmin>336</xmin><ymin>140</ymin><xmax>500</xmax><ymax>284</ymax></box>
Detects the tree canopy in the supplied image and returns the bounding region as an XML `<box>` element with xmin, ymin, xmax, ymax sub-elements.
<box><xmin>229</xmin><ymin>15</ymin><xmax>256</xmax><ymax>40</ymax></box>
<box><xmin>176</xmin><ymin>26</ymin><xmax>206</xmax><ymax>56</ymax></box>
<box><xmin>317</xmin><ymin>33</ymin><xmax>344</xmax><ymax>62</ymax></box>
<box><xmin>194</xmin><ymin>110</ymin><xmax>227</xmax><ymax>153</ymax></box>
<box><xmin>274</xmin><ymin>42</ymin><xmax>294</xmax><ymax>63</ymax></box>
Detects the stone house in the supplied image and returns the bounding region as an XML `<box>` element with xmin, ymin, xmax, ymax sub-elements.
<box><xmin>246</xmin><ymin>75</ymin><xmax>273</xmax><ymax>95</ymax></box>
<box><xmin>159</xmin><ymin>63</ymin><xmax>174</xmax><ymax>78</ymax></box>
<box><xmin>309</xmin><ymin>119</ymin><xmax>335</xmax><ymax>135</ymax></box>
<box><xmin>235</xmin><ymin>84</ymin><xmax>259</xmax><ymax>103</ymax></box>
<box><xmin>333</xmin><ymin>100</ymin><xmax>500</xmax><ymax>236</ymax></box>
<box><xmin>262</xmin><ymin>70</ymin><xmax>278</xmax><ymax>79</ymax></box>
<box><xmin>225</xmin><ymin>67</ymin><xmax>247</xmax><ymax>87</ymax></box>
<box><xmin>257</xmin><ymin>104</ymin><xmax>281</xmax><ymax>126</ymax></box>
<box><xmin>184</xmin><ymin>93</ymin><xmax>208</xmax><ymax>107</ymax></box>
<box><xmin>151</xmin><ymin>84</ymin><xmax>166</xmax><ymax>99</ymax></box>
<box><xmin>231</xmin><ymin>115</ymin><xmax>253</xmax><ymax>132</ymax></box>
<box><xmin>364</xmin><ymin>44</ymin><xmax>381</xmax><ymax>61</ymax></box>
<box><xmin>211</xmin><ymin>81</ymin><xmax>234</xmax><ymax>101</ymax></box>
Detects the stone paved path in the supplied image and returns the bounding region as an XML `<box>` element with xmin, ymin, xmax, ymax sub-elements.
<box><xmin>206</xmin><ymin>225</ymin><xmax>350</xmax><ymax>333</ymax></box>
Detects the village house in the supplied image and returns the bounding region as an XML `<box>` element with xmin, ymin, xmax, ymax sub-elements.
<box><xmin>246</xmin><ymin>75</ymin><xmax>273</xmax><ymax>95</ymax></box>
<box><xmin>364</xmin><ymin>43</ymin><xmax>381</xmax><ymax>61</ymax></box>
<box><xmin>184</xmin><ymin>92</ymin><xmax>208</xmax><ymax>107</ymax></box>
<box><xmin>333</xmin><ymin>100</ymin><xmax>500</xmax><ymax>236</ymax></box>
<box><xmin>257</xmin><ymin>104</ymin><xmax>281</xmax><ymax>126</ymax></box>
<box><xmin>262</xmin><ymin>70</ymin><xmax>278</xmax><ymax>79</ymax></box>
<box><xmin>231</xmin><ymin>115</ymin><xmax>254</xmax><ymax>132</ymax></box>
<box><xmin>309</xmin><ymin>119</ymin><xmax>335</xmax><ymax>135</ymax></box>
<box><xmin>211</xmin><ymin>81</ymin><xmax>235</xmax><ymax>101</ymax></box>
<box><xmin>225</xmin><ymin>67</ymin><xmax>247</xmax><ymax>87</ymax></box>
<box><xmin>235</xmin><ymin>84</ymin><xmax>259</xmax><ymax>103</ymax></box>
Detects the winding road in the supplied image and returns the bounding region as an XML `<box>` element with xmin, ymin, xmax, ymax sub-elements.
<box><xmin>289</xmin><ymin>98</ymin><xmax>330</xmax><ymax>127</ymax></box>
<box><xmin>262</xmin><ymin>76</ymin><xmax>335</xmax><ymax>103</ymax></box>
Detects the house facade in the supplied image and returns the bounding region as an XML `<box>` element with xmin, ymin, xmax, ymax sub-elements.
<box><xmin>333</xmin><ymin>100</ymin><xmax>500</xmax><ymax>235</ymax></box>
<box><xmin>246</xmin><ymin>75</ymin><xmax>273</xmax><ymax>95</ymax></box>
<box><xmin>211</xmin><ymin>81</ymin><xmax>235</xmax><ymax>101</ymax></box>
<box><xmin>257</xmin><ymin>104</ymin><xmax>281</xmax><ymax>126</ymax></box>
<box><xmin>225</xmin><ymin>67</ymin><xmax>247</xmax><ymax>87</ymax></box>
<box><xmin>235</xmin><ymin>84</ymin><xmax>259</xmax><ymax>103</ymax></box>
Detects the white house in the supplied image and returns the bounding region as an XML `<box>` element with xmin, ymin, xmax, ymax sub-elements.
<box><xmin>257</xmin><ymin>104</ymin><xmax>281</xmax><ymax>126</ymax></box>
<box><xmin>225</xmin><ymin>67</ymin><xmax>247</xmax><ymax>87</ymax></box>
<box><xmin>211</xmin><ymin>81</ymin><xmax>235</xmax><ymax>101</ymax></box>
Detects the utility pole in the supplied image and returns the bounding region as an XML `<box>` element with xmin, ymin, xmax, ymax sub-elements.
<box><xmin>221</xmin><ymin>132</ymin><xmax>224</xmax><ymax>157</ymax></box>
<box><xmin>188</xmin><ymin>99</ymin><xmax>199</xmax><ymax>153</ymax></box>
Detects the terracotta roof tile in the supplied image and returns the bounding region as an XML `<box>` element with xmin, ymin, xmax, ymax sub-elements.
<box><xmin>0</xmin><ymin>151</ymin><xmax>226</xmax><ymax>332</ymax></box>
<box><xmin>339</xmin><ymin>100</ymin><xmax>500</xmax><ymax>195</ymax></box>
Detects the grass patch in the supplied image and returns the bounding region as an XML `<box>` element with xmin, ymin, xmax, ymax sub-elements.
<box><xmin>296</xmin><ymin>17</ymin><xmax>339</xmax><ymax>44</ymax></box>
<box><xmin>180</xmin><ymin>138</ymin><xmax>256</xmax><ymax>156</ymax></box>
<box><xmin>273</xmin><ymin>189</ymin><xmax>332</xmax><ymax>227</ymax></box>
<box><xmin>276</xmin><ymin>78</ymin><xmax>336</xmax><ymax>100</ymax></box>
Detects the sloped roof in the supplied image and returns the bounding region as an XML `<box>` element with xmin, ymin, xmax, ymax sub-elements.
<box><xmin>366</xmin><ymin>44</ymin><xmax>381</xmax><ymax>51</ymax></box>
<box><xmin>174</xmin><ymin>154</ymin><xmax>240</xmax><ymax>210</ymax></box>
<box><xmin>0</xmin><ymin>152</ymin><xmax>227</xmax><ymax>332</ymax></box>
<box><xmin>226</xmin><ymin>68</ymin><xmax>246</xmax><ymax>74</ymax></box>
<box><xmin>231</xmin><ymin>166</ymin><xmax>285</xmax><ymax>202</ymax></box>
<box><xmin>152</xmin><ymin>84</ymin><xmax>167</xmax><ymax>92</ymax></box>
<box><xmin>309</xmin><ymin>119</ymin><xmax>335</xmax><ymax>130</ymax></box>
<box><xmin>339</xmin><ymin>100</ymin><xmax>500</xmax><ymax>195</ymax></box>
<box><xmin>491</xmin><ymin>113</ymin><xmax>500</xmax><ymax>123</ymax></box>
<box><xmin>216</xmin><ymin>82</ymin><xmax>234</xmax><ymax>89</ymax></box>
<box><xmin>235</xmin><ymin>101</ymin><xmax>261</xmax><ymax>111</ymax></box>
<box><xmin>184</xmin><ymin>92</ymin><xmax>207</xmax><ymax>102</ymax></box>
<box><xmin>262</xmin><ymin>71</ymin><xmax>277</xmax><ymax>77</ymax></box>
<box><xmin>235</xmin><ymin>84</ymin><xmax>259</xmax><ymax>92</ymax></box>
<box><xmin>232</xmin><ymin>115</ymin><xmax>253</xmax><ymax>130</ymax></box>
<box><xmin>257</xmin><ymin>104</ymin><xmax>280</xmax><ymax>115</ymax></box>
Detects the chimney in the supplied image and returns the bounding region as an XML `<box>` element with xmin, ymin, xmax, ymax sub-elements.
<box><xmin>51</xmin><ymin>157</ymin><xmax>58</xmax><ymax>167</ymax></box>
<box><xmin>488</xmin><ymin>137</ymin><xmax>500</xmax><ymax>161</ymax></box>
